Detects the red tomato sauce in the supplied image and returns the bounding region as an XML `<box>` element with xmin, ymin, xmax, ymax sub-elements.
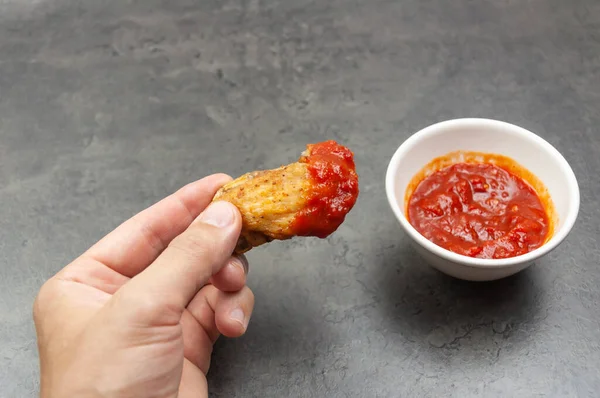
<box><xmin>292</xmin><ymin>140</ymin><xmax>359</xmax><ymax>238</ymax></box>
<box><xmin>408</xmin><ymin>162</ymin><xmax>550</xmax><ymax>259</ymax></box>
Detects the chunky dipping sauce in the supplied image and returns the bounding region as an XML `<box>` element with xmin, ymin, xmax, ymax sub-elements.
<box><xmin>407</xmin><ymin>157</ymin><xmax>552</xmax><ymax>259</ymax></box>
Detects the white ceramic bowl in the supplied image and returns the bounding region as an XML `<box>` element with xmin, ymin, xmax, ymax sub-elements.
<box><xmin>385</xmin><ymin>118</ymin><xmax>580</xmax><ymax>281</ymax></box>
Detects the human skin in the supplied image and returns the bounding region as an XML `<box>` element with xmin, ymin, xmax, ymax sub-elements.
<box><xmin>33</xmin><ymin>174</ymin><xmax>255</xmax><ymax>398</ymax></box>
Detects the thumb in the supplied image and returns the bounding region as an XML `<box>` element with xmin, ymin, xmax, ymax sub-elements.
<box><xmin>113</xmin><ymin>201</ymin><xmax>241</xmax><ymax>324</ymax></box>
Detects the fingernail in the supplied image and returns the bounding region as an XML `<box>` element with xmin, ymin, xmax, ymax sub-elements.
<box><xmin>229</xmin><ymin>308</ymin><xmax>247</xmax><ymax>328</ymax></box>
<box><xmin>199</xmin><ymin>201</ymin><xmax>235</xmax><ymax>228</ymax></box>
<box><xmin>232</xmin><ymin>255</ymin><xmax>249</xmax><ymax>274</ymax></box>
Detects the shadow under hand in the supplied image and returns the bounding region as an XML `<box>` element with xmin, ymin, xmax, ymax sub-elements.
<box><xmin>377</xmin><ymin>239</ymin><xmax>546</xmax><ymax>363</ymax></box>
<box><xmin>207</xmin><ymin>275</ymin><xmax>336</xmax><ymax>397</ymax></box>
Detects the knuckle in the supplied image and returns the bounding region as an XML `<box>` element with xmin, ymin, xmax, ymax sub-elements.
<box><xmin>132</xmin><ymin>215</ymin><xmax>169</xmax><ymax>254</ymax></box>
<box><xmin>115</xmin><ymin>288</ymin><xmax>179</xmax><ymax>325</ymax></box>
<box><xmin>170</xmin><ymin>225</ymin><xmax>223</xmax><ymax>263</ymax></box>
<box><xmin>130</xmin><ymin>298</ymin><xmax>163</xmax><ymax>322</ymax></box>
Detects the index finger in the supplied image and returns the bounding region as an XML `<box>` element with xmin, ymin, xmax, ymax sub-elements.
<box><xmin>83</xmin><ymin>173</ymin><xmax>232</xmax><ymax>277</ymax></box>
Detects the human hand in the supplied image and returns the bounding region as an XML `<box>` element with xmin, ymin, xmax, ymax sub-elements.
<box><xmin>33</xmin><ymin>174</ymin><xmax>255</xmax><ymax>398</ymax></box>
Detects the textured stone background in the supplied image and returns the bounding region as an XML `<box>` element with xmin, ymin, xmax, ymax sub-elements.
<box><xmin>1</xmin><ymin>0</ymin><xmax>599</xmax><ymax>397</ymax></box>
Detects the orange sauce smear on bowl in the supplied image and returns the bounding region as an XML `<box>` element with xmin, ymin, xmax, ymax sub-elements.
<box><xmin>404</xmin><ymin>151</ymin><xmax>557</xmax><ymax>259</ymax></box>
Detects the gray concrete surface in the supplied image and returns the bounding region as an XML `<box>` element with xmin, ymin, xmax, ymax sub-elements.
<box><xmin>1</xmin><ymin>0</ymin><xmax>599</xmax><ymax>397</ymax></box>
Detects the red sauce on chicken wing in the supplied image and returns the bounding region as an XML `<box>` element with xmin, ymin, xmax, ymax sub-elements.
<box><xmin>292</xmin><ymin>140</ymin><xmax>359</xmax><ymax>238</ymax></box>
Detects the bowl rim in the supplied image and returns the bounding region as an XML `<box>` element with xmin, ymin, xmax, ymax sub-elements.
<box><xmin>385</xmin><ymin>117</ymin><xmax>580</xmax><ymax>268</ymax></box>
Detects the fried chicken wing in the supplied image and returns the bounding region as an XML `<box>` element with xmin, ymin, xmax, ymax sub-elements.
<box><xmin>213</xmin><ymin>140</ymin><xmax>359</xmax><ymax>254</ymax></box>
